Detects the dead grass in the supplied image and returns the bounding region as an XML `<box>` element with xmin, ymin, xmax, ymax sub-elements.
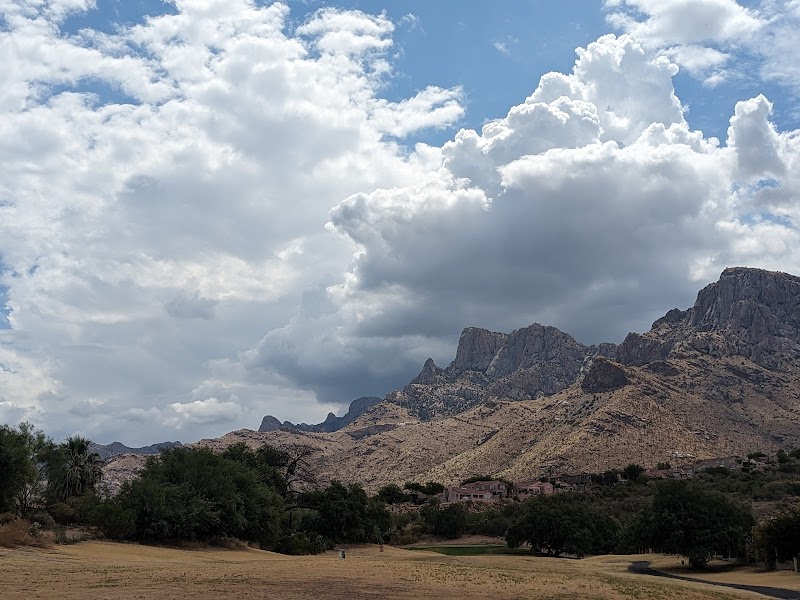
<box><xmin>0</xmin><ymin>519</ymin><xmax>52</xmax><ymax>549</ymax></box>
<box><xmin>645</xmin><ymin>555</ymin><xmax>800</xmax><ymax>592</ymax></box>
<box><xmin>0</xmin><ymin>542</ymin><xmax>762</xmax><ymax>600</ymax></box>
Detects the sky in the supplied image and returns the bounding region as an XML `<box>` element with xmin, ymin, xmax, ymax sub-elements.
<box><xmin>1</xmin><ymin>0</ymin><xmax>800</xmax><ymax>446</ymax></box>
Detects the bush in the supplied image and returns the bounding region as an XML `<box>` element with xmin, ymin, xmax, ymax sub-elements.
<box><xmin>390</xmin><ymin>523</ymin><xmax>424</xmax><ymax>546</ymax></box>
<box><xmin>91</xmin><ymin>503</ymin><xmax>135</xmax><ymax>540</ymax></box>
<box><xmin>53</xmin><ymin>526</ymin><xmax>90</xmax><ymax>545</ymax></box>
<box><xmin>30</xmin><ymin>511</ymin><xmax>56</xmax><ymax>529</ymax></box>
<box><xmin>49</xmin><ymin>502</ymin><xmax>78</xmax><ymax>524</ymax></box>
<box><xmin>273</xmin><ymin>532</ymin><xmax>332</xmax><ymax>555</ymax></box>
<box><xmin>0</xmin><ymin>512</ymin><xmax>17</xmax><ymax>525</ymax></box>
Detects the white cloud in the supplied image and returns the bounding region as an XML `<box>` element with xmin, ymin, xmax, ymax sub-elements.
<box><xmin>606</xmin><ymin>1</ymin><xmax>800</xmax><ymax>96</ymax></box>
<box><xmin>0</xmin><ymin>0</ymin><xmax>462</xmax><ymax>444</ymax></box>
<box><xmin>237</xmin><ymin>32</ymin><xmax>800</xmax><ymax>414</ymax></box>
<box><xmin>2</xmin><ymin>2</ymin><xmax>800</xmax><ymax>448</ymax></box>
<box><xmin>166</xmin><ymin>397</ymin><xmax>243</xmax><ymax>428</ymax></box>
<box><xmin>605</xmin><ymin>0</ymin><xmax>764</xmax><ymax>46</ymax></box>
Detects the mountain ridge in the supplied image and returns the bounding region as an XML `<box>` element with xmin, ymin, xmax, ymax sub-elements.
<box><xmin>105</xmin><ymin>267</ymin><xmax>800</xmax><ymax>493</ymax></box>
<box><xmin>258</xmin><ymin>396</ymin><xmax>382</xmax><ymax>433</ymax></box>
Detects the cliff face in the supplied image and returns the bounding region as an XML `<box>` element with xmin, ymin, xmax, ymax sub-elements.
<box><xmin>615</xmin><ymin>267</ymin><xmax>800</xmax><ymax>370</ymax></box>
<box><xmin>388</xmin><ymin>267</ymin><xmax>800</xmax><ymax>421</ymax></box>
<box><xmin>388</xmin><ymin>323</ymin><xmax>601</xmax><ymax>418</ymax></box>
<box><xmin>451</xmin><ymin>327</ymin><xmax>509</xmax><ymax>372</ymax></box>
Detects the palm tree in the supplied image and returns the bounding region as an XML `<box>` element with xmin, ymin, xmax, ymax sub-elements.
<box><xmin>56</xmin><ymin>436</ymin><xmax>103</xmax><ymax>500</ymax></box>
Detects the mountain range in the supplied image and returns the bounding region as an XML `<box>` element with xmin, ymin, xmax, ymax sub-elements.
<box><xmin>103</xmin><ymin>267</ymin><xmax>800</xmax><ymax>492</ymax></box>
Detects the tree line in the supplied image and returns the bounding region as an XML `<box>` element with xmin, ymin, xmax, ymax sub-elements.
<box><xmin>2</xmin><ymin>421</ymin><xmax>800</xmax><ymax>565</ymax></box>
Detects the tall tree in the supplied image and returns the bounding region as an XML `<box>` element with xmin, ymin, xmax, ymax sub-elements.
<box><xmin>754</xmin><ymin>507</ymin><xmax>800</xmax><ymax>568</ymax></box>
<box><xmin>53</xmin><ymin>436</ymin><xmax>103</xmax><ymax>501</ymax></box>
<box><xmin>0</xmin><ymin>423</ymin><xmax>57</xmax><ymax>516</ymax></box>
<box><xmin>647</xmin><ymin>480</ymin><xmax>753</xmax><ymax>568</ymax></box>
<box><xmin>0</xmin><ymin>424</ymin><xmax>33</xmax><ymax>513</ymax></box>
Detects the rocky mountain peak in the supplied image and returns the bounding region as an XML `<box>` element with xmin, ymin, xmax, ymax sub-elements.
<box><xmin>412</xmin><ymin>358</ymin><xmax>443</xmax><ymax>384</ymax></box>
<box><xmin>485</xmin><ymin>323</ymin><xmax>586</xmax><ymax>379</ymax></box>
<box><xmin>690</xmin><ymin>267</ymin><xmax>800</xmax><ymax>330</ymax></box>
<box><xmin>616</xmin><ymin>267</ymin><xmax>800</xmax><ymax>369</ymax></box>
<box><xmin>451</xmin><ymin>327</ymin><xmax>508</xmax><ymax>373</ymax></box>
<box><xmin>258</xmin><ymin>415</ymin><xmax>282</xmax><ymax>433</ymax></box>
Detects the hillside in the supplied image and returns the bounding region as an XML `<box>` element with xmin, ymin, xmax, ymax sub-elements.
<box><xmin>104</xmin><ymin>267</ymin><xmax>800</xmax><ymax>492</ymax></box>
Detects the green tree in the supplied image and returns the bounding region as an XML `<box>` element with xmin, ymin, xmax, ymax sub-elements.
<box><xmin>646</xmin><ymin>480</ymin><xmax>753</xmax><ymax>568</ymax></box>
<box><xmin>753</xmin><ymin>507</ymin><xmax>800</xmax><ymax>568</ymax></box>
<box><xmin>505</xmin><ymin>493</ymin><xmax>617</xmax><ymax>557</ymax></box>
<box><xmin>376</xmin><ymin>483</ymin><xmax>409</xmax><ymax>505</ymax></box>
<box><xmin>0</xmin><ymin>424</ymin><xmax>33</xmax><ymax>513</ymax></box>
<box><xmin>0</xmin><ymin>423</ymin><xmax>58</xmax><ymax>516</ymax></box>
<box><xmin>623</xmin><ymin>463</ymin><xmax>645</xmax><ymax>482</ymax></box>
<box><xmin>118</xmin><ymin>447</ymin><xmax>284</xmax><ymax>546</ymax></box>
<box><xmin>404</xmin><ymin>481</ymin><xmax>444</xmax><ymax>496</ymax></box>
<box><xmin>421</xmin><ymin>503</ymin><xmax>467</xmax><ymax>539</ymax></box>
<box><xmin>301</xmin><ymin>481</ymin><xmax>389</xmax><ymax>544</ymax></box>
<box><xmin>50</xmin><ymin>436</ymin><xmax>103</xmax><ymax>501</ymax></box>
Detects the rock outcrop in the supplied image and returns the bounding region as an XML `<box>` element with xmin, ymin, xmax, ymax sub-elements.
<box><xmin>581</xmin><ymin>358</ymin><xmax>629</xmax><ymax>393</ymax></box>
<box><xmin>451</xmin><ymin>327</ymin><xmax>508</xmax><ymax>372</ymax></box>
<box><xmin>258</xmin><ymin>415</ymin><xmax>282</xmax><ymax>433</ymax></box>
<box><xmin>411</xmin><ymin>358</ymin><xmax>444</xmax><ymax>385</ymax></box>
<box><xmin>388</xmin><ymin>323</ymin><xmax>591</xmax><ymax>418</ymax></box>
<box><xmin>615</xmin><ymin>267</ymin><xmax>800</xmax><ymax>371</ymax></box>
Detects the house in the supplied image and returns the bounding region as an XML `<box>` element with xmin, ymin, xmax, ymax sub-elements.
<box><xmin>646</xmin><ymin>467</ymin><xmax>693</xmax><ymax>480</ymax></box>
<box><xmin>549</xmin><ymin>472</ymin><xmax>593</xmax><ymax>486</ymax></box>
<box><xmin>446</xmin><ymin>480</ymin><xmax>508</xmax><ymax>502</ymax></box>
<box><xmin>514</xmin><ymin>480</ymin><xmax>554</xmax><ymax>498</ymax></box>
<box><xmin>694</xmin><ymin>456</ymin><xmax>743</xmax><ymax>472</ymax></box>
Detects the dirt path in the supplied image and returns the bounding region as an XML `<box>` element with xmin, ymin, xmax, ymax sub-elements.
<box><xmin>629</xmin><ymin>561</ymin><xmax>800</xmax><ymax>600</ymax></box>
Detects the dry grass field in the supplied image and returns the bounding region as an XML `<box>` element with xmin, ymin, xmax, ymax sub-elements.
<box><xmin>0</xmin><ymin>542</ymin><xmax>768</xmax><ymax>600</ymax></box>
<box><xmin>645</xmin><ymin>555</ymin><xmax>800</xmax><ymax>592</ymax></box>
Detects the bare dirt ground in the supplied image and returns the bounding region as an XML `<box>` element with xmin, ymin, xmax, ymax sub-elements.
<box><xmin>0</xmin><ymin>542</ymin><xmax>768</xmax><ymax>600</ymax></box>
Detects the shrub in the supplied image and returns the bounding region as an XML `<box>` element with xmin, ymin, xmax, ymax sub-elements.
<box><xmin>390</xmin><ymin>523</ymin><xmax>424</xmax><ymax>546</ymax></box>
<box><xmin>273</xmin><ymin>532</ymin><xmax>332</xmax><ymax>555</ymax></box>
<box><xmin>0</xmin><ymin>512</ymin><xmax>17</xmax><ymax>525</ymax></box>
<box><xmin>91</xmin><ymin>503</ymin><xmax>135</xmax><ymax>540</ymax></box>
<box><xmin>49</xmin><ymin>502</ymin><xmax>78</xmax><ymax>524</ymax></box>
<box><xmin>30</xmin><ymin>511</ymin><xmax>56</xmax><ymax>529</ymax></box>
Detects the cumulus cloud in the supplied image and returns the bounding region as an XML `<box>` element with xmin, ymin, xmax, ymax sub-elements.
<box><xmin>605</xmin><ymin>0</ymin><xmax>764</xmax><ymax>46</ymax></box>
<box><xmin>238</xmin><ymin>33</ymin><xmax>800</xmax><ymax>410</ymax></box>
<box><xmin>2</xmin><ymin>2</ymin><xmax>800</xmax><ymax>447</ymax></box>
<box><xmin>0</xmin><ymin>0</ymin><xmax>462</xmax><ymax>443</ymax></box>
<box><xmin>606</xmin><ymin>0</ymin><xmax>800</xmax><ymax>95</ymax></box>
